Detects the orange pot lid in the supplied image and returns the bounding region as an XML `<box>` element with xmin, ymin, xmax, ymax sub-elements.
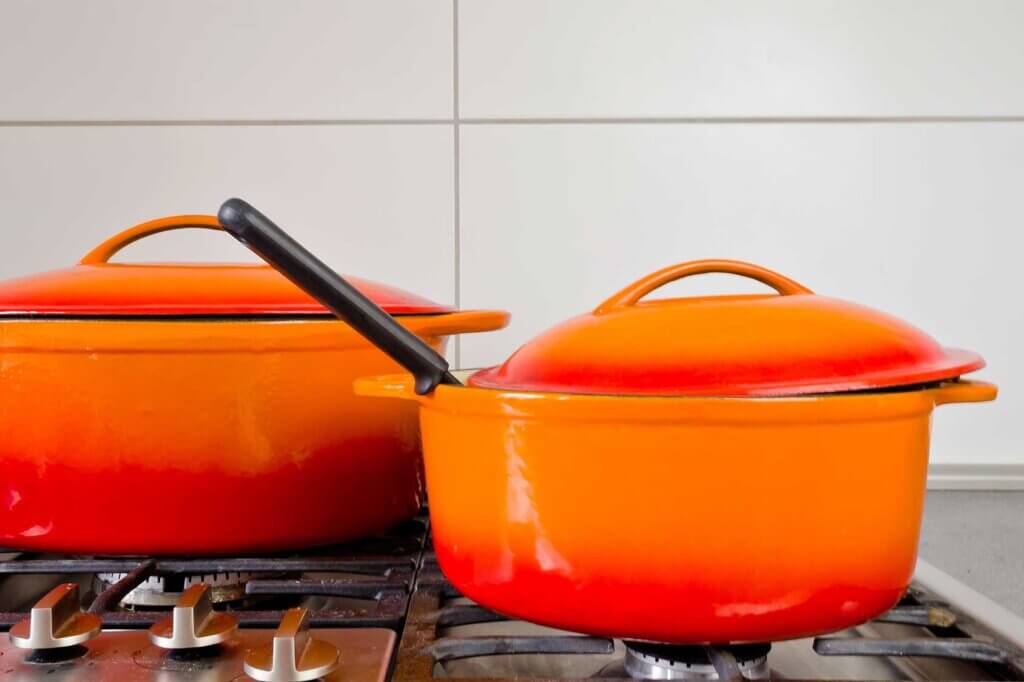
<box><xmin>0</xmin><ymin>216</ymin><xmax>450</xmax><ymax>316</ymax></box>
<box><xmin>468</xmin><ymin>259</ymin><xmax>984</xmax><ymax>397</ymax></box>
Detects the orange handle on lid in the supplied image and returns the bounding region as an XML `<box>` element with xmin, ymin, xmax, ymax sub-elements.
<box><xmin>594</xmin><ymin>259</ymin><xmax>813</xmax><ymax>314</ymax></box>
<box><xmin>79</xmin><ymin>215</ymin><xmax>222</xmax><ymax>265</ymax></box>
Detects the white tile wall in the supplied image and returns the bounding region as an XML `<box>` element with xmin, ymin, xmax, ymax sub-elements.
<box><xmin>0</xmin><ymin>1</ymin><xmax>1021</xmax><ymax>468</ymax></box>
<box><xmin>0</xmin><ymin>0</ymin><xmax>452</xmax><ymax>120</ymax></box>
<box><xmin>460</xmin><ymin>0</ymin><xmax>1024</xmax><ymax>118</ymax></box>
<box><xmin>0</xmin><ymin>125</ymin><xmax>455</xmax><ymax>304</ymax></box>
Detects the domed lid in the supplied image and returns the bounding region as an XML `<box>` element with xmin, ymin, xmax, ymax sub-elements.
<box><xmin>0</xmin><ymin>216</ymin><xmax>450</xmax><ymax>316</ymax></box>
<box><xmin>468</xmin><ymin>260</ymin><xmax>984</xmax><ymax>397</ymax></box>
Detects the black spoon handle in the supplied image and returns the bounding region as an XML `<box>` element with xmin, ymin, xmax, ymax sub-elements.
<box><xmin>217</xmin><ymin>198</ymin><xmax>459</xmax><ymax>395</ymax></box>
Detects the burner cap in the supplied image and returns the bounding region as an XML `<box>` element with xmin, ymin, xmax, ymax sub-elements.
<box><xmin>97</xmin><ymin>571</ymin><xmax>259</xmax><ymax>607</ymax></box>
<box><xmin>623</xmin><ymin>642</ymin><xmax>771</xmax><ymax>680</ymax></box>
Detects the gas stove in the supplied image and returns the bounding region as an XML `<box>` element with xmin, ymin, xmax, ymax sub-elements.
<box><xmin>1</xmin><ymin>517</ymin><xmax>1021</xmax><ymax>681</ymax></box>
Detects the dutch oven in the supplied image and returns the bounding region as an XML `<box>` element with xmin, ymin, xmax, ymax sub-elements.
<box><xmin>0</xmin><ymin>215</ymin><xmax>508</xmax><ymax>555</ymax></box>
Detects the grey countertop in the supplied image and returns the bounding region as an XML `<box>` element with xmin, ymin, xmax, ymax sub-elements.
<box><xmin>919</xmin><ymin>491</ymin><xmax>1024</xmax><ymax>616</ymax></box>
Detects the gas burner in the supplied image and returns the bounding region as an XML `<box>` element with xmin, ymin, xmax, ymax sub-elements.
<box><xmin>96</xmin><ymin>570</ymin><xmax>259</xmax><ymax>607</ymax></box>
<box><xmin>623</xmin><ymin>642</ymin><xmax>771</xmax><ymax>680</ymax></box>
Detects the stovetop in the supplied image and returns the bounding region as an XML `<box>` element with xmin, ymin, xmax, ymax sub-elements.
<box><xmin>1</xmin><ymin>516</ymin><xmax>1022</xmax><ymax>681</ymax></box>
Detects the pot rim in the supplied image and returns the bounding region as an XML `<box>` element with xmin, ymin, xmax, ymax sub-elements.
<box><xmin>355</xmin><ymin>373</ymin><xmax>997</xmax><ymax>424</ymax></box>
<box><xmin>0</xmin><ymin>309</ymin><xmax>510</xmax><ymax>352</ymax></box>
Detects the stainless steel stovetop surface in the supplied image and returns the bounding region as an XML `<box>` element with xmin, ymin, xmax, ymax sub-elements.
<box><xmin>0</xmin><ymin>627</ymin><xmax>394</xmax><ymax>681</ymax></box>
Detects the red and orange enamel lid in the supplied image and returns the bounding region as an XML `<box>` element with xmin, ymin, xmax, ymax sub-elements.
<box><xmin>0</xmin><ymin>216</ymin><xmax>450</xmax><ymax>317</ymax></box>
<box><xmin>468</xmin><ymin>260</ymin><xmax>984</xmax><ymax>397</ymax></box>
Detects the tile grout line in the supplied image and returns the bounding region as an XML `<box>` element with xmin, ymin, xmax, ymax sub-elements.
<box><xmin>3</xmin><ymin>116</ymin><xmax>1024</xmax><ymax>128</ymax></box>
<box><xmin>0</xmin><ymin>119</ymin><xmax>454</xmax><ymax>127</ymax></box>
<box><xmin>452</xmin><ymin>0</ymin><xmax>462</xmax><ymax>368</ymax></box>
<box><xmin>461</xmin><ymin>115</ymin><xmax>1024</xmax><ymax>125</ymax></box>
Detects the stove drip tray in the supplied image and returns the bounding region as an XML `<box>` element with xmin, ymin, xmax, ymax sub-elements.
<box><xmin>622</xmin><ymin>642</ymin><xmax>771</xmax><ymax>680</ymax></box>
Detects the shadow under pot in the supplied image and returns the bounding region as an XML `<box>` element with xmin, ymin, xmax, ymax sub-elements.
<box><xmin>0</xmin><ymin>214</ymin><xmax>508</xmax><ymax>555</ymax></box>
<box><xmin>217</xmin><ymin>198</ymin><xmax>995</xmax><ymax>645</ymax></box>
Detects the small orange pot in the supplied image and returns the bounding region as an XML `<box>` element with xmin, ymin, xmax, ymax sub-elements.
<box><xmin>356</xmin><ymin>373</ymin><xmax>994</xmax><ymax>643</ymax></box>
<box><xmin>0</xmin><ymin>215</ymin><xmax>508</xmax><ymax>555</ymax></box>
<box><xmin>217</xmin><ymin>199</ymin><xmax>996</xmax><ymax>644</ymax></box>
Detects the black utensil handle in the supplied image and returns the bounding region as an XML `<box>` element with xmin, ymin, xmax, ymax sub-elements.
<box><xmin>217</xmin><ymin>198</ymin><xmax>459</xmax><ymax>395</ymax></box>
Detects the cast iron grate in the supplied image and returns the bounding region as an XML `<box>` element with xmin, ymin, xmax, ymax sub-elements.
<box><xmin>0</xmin><ymin>516</ymin><xmax>427</xmax><ymax>631</ymax></box>
<box><xmin>393</xmin><ymin>544</ymin><xmax>1024</xmax><ymax>682</ymax></box>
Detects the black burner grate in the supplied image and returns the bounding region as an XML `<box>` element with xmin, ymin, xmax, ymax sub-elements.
<box><xmin>392</xmin><ymin>542</ymin><xmax>1024</xmax><ymax>682</ymax></box>
<box><xmin>0</xmin><ymin>516</ymin><xmax>428</xmax><ymax>631</ymax></box>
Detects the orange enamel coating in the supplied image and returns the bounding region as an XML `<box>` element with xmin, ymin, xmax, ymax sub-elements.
<box><xmin>0</xmin><ymin>218</ymin><xmax>510</xmax><ymax>555</ymax></box>
<box><xmin>592</xmin><ymin>259</ymin><xmax>813</xmax><ymax>312</ymax></box>
<box><xmin>355</xmin><ymin>375</ymin><xmax>996</xmax><ymax>643</ymax></box>
<box><xmin>470</xmin><ymin>260</ymin><xmax>984</xmax><ymax>397</ymax></box>
<box><xmin>78</xmin><ymin>214</ymin><xmax>223</xmax><ymax>264</ymax></box>
<box><xmin>0</xmin><ymin>311</ymin><xmax>507</xmax><ymax>555</ymax></box>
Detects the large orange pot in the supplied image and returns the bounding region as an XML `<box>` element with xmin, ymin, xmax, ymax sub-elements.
<box><xmin>218</xmin><ymin>199</ymin><xmax>995</xmax><ymax>644</ymax></box>
<box><xmin>0</xmin><ymin>215</ymin><xmax>508</xmax><ymax>555</ymax></box>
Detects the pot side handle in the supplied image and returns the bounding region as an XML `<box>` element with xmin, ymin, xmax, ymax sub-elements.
<box><xmin>930</xmin><ymin>380</ymin><xmax>998</xmax><ymax>406</ymax></box>
<box><xmin>410</xmin><ymin>310</ymin><xmax>511</xmax><ymax>337</ymax></box>
<box><xmin>594</xmin><ymin>259</ymin><xmax>813</xmax><ymax>314</ymax></box>
<box><xmin>353</xmin><ymin>374</ymin><xmax>422</xmax><ymax>402</ymax></box>
<box><xmin>79</xmin><ymin>215</ymin><xmax>222</xmax><ymax>264</ymax></box>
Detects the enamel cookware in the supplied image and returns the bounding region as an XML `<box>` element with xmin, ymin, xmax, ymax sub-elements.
<box><xmin>219</xmin><ymin>199</ymin><xmax>996</xmax><ymax>644</ymax></box>
<box><xmin>0</xmin><ymin>215</ymin><xmax>508</xmax><ymax>555</ymax></box>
